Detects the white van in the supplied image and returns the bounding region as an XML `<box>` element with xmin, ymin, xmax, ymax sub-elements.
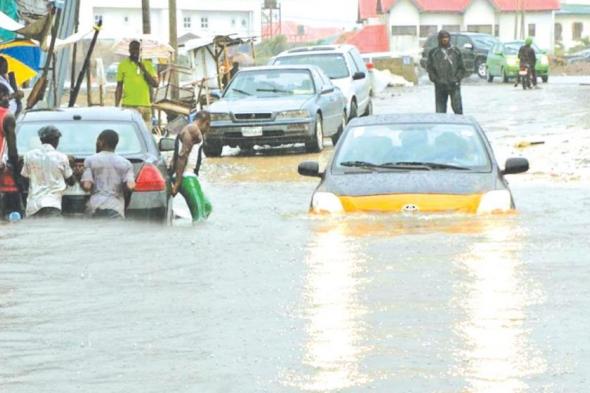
<box><xmin>271</xmin><ymin>45</ymin><xmax>373</xmax><ymax>123</ymax></box>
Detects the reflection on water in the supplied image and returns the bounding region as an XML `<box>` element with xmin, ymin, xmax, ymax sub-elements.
<box><xmin>293</xmin><ymin>224</ymin><xmax>370</xmax><ymax>391</ymax></box>
<box><xmin>453</xmin><ymin>221</ymin><xmax>546</xmax><ymax>392</ymax></box>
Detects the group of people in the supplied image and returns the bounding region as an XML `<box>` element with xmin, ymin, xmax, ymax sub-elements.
<box><xmin>426</xmin><ymin>30</ymin><xmax>540</xmax><ymax>114</ymax></box>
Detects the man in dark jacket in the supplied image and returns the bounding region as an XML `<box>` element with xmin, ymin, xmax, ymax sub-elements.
<box><xmin>518</xmin><ymin>37</ymin><xmax>538</xmax><ymax>88</ymax></box>
<box><xmin>427</xmin><ymin>30</ymin><xmax>466</xmax><ymax>114</ymax></box>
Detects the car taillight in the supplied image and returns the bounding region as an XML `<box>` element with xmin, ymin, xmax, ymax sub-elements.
<box><xmin>366</xmin><ymin>63</ymin><xmax>375</xmax><ymax>70</ymax></box>
<box><xmin>134</xmin><ymin>164</ymin><xmax>166</xmax><ymax>192</ymax></box>
<box><xmin>0</xmin><ymin>169</ymin><xmax>18</xmax><ymax>192</ymax></box>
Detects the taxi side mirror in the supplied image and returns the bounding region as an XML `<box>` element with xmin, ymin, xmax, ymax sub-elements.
<box><xmin>502</xmin><ymin>157</ymin><xmax>529</xmax><ymax>175</ymax></box>
<box><xmin>298</xmin><ymin>161</ymin><xmax>321</xmax><ymax>177</ymax></box>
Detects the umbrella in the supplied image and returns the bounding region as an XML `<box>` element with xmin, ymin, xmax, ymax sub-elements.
<box><xmin>0</xmin><ymin>39</ymin><xmax>41</xmax><ymax>85</ymax></box>
<box><xmin>112</xmin><ymin>35</ymin><xmax>174</xmax><ymax>59</ymax></box>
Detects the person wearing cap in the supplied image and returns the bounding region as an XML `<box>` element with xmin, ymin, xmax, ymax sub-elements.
<box><xmin>115</xmin><ymin>40</ymin><xmax>159</xmax><ymax>125</ymax></box>
<box><xmin>518</xmin><ymin>37</ymin><xmax>539</xmax><ymax>88</ymax></box>
<box><xmin>427</xmin><ymin>30</ymin><xmax>466</xmax><ymax>114</ymax></box>
<box><xmin>21</xmin><ymin>126</ymin><xmax>76</xmax><ymax>218</ymax></box>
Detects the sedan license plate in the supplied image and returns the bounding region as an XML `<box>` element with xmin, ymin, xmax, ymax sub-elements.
<box><xmin>241</xmin><ymin>126</ymin><xmax>263</xmax><ymax>137</ymax></box>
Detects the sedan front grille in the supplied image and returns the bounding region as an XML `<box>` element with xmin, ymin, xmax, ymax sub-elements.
<box><xmin>234</xmin><ymin>113</ymin><xmax>272</xmax><ymax>121</ymax></box>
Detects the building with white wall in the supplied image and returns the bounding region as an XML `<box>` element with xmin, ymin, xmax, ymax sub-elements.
<box><xmin>555</xmin><ymin>0</ymin><xmax>590</xmax><ymax>50</ymax></box>
<box><xmin>78</xmin><ymin>0</ymin><xmax>262</xmax><ymax>42</ymax></box>
<box><xmin>358</xmin><ymin>0</ymin><xmax>561</xmax><ymax>54</ymax></box>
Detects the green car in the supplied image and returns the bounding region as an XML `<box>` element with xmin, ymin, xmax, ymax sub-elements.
<box><xmin>486</xmin><ymin>41</ymin><xmax>549</xmax><ymax>83</ymax></box>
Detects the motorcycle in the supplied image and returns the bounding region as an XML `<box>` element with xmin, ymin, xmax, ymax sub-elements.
<box><xmin>519</xmin><ymin>63</ymin><xmax>532</xmax><ymax>90</ymax></box>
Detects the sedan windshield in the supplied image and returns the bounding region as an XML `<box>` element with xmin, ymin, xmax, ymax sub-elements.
<box><xmin>224</xmin><ymin>69</ymin><xmax>316</xmax><ymax>99</ymax></box>
<box><xmin>17</xmin><ymin>121</ymin><xmax>144</xmax><ymax>156</ymax></box>
<box><xmin>274</xmin><ymin>54</ymin><xmax>350</xmax><ymax>79</ymax></box>
<box><xmin>472</xmin><ymin>36</ymin><xmax>497</xmax><ymax>49</ymax></box>
<box><xmin>335</xmin><ymin>124</ymin><xmax>491</xmax><ymax>172</ymax></box>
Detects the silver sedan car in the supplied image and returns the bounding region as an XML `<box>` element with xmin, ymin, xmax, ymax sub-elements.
<box><xmin>204</xmin><ymin>65</ymin><xmax>347</xmax><ymax>156</ymax></box>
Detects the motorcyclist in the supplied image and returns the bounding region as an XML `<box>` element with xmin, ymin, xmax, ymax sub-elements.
<box><xmin>518</xmin><ymin>37</ymin><xmax>538</xmax><ymax>88</ymax></box>
<box><xmin>427</xmin><ymin>30</ymin><xmax>466</xmax><ymax>114</ymax></box>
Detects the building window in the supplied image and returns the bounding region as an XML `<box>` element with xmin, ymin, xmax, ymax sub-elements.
<box><xmin>94</xmin><ymin>14</ymin><xmax>102</xmax><ymax>24</ymax></box>
<box><xmin>555</xmin><ymin>23</ymin><xmax>563</xmax><ymax>41</ymax></box>
<box><xmin>391</xmin><ymin>25</ymin><xmax>417</xmax><ymax>36</ymax></box>
<box><xmin>242</xmin><ymin>19</ymin><xmax>248</xmax><ymax>28</ymax></box>
<box><xmin>467</xmin><ymin>25</ymin><xmax>493</xmax><ymax>34</ymax></box>
<box><xmin>231</xmin><ymin>18</ymin><xmax>236</xmax><ymax>27</ymax></box>
<box><xmin>573</xmin><ymin>22</ymin><xmax>583</xmax><ymax>40</ymax></box>
<box><xmin>183</xmin><ymin>16</ymin><xmax>191</xmax><ymax>29</ymax></box>
<box><xmin>297</xmin><ymin>25</ymin><xmax>305</xmax><ymax>36</ymax></box>
<box><xmin>494</xmin><ymin>25</ymin><xmax>499</xmax><ymax>37</ymax></box>
<box><xmin>201</xmin><ymin>17</ymin><xmax>209</xmax><ymax>29</ymax></box>
<box><xmin>123</xmin><ymin>16</ymin><xmax>129</xmax><ymax>23</ymax></box>
<box><xmin>419</xmin><ymin>25</ymin><xmax>437</xmax><ymax>38</ymax></box>
<box><xmin>442</xmin><ymin>25</ymin><xmax>460</xmax><ymax>33</ymax></box>
<box><xmin>528</xmin><ymin>23</ymin><xmax>536</xmax><ymax>37</ymax></box>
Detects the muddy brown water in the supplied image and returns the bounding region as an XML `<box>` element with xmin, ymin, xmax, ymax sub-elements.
<box><xmin>1</xmin><ymin>77</ymin><xmax>589</xmax><ymax>392</ymax></box>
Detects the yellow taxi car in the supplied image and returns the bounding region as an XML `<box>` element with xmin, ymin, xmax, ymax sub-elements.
<box><xmin>298</xmin><ymin>114</ymin><xmax>529</xmax><ymax>214</ymax></box>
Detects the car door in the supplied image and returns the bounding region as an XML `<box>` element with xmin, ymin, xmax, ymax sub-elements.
<box><xmin>312</xmin><ymin>68</ymin><xmax>341</xmax><ymax>135</ymax></box>
<box><xmin>487</xmin><ymin>43</ymin><xmax>499</xmax><ymax>75</ymax></box>
<box><xmin>347</xmin><ymin>49</ymin><xmax>370</xmax><ymax>113</ymax></box>
<box><xmin>456</xmin><ymin>35</ymin><xmax>475</xmax><ymax>73</ymax></box>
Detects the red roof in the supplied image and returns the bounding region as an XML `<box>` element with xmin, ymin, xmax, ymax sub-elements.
<box><xmin>274</xmin><ymin>21</ymin><xmax>343</xmax><ymax>43</ymax></box>
<box><xmin>359</xmin><ymin>0</ymin><xmax>560</xmax><ymax>14</ymax></box>
<box><xmin>345</xmin><ymin>24</ymin><xmax>389</xmax><ymax>53</ymax></box>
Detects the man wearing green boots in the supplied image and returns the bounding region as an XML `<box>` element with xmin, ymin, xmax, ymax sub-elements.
<box><xmin>170</xmin><ymin>111</ymin><xmax>213</xmax><ymax>221</ymax></box>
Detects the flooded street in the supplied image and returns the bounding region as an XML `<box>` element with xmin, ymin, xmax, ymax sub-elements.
<box><xmin>2</xmin><ymin>77</ymin><xmax>590</xmax><ymax>392</ymax></box>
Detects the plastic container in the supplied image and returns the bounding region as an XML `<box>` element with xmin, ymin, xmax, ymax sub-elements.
<box><xmin>180</xmin><ymin>173</ymin><xmax>212</xmax><ymax>222</ymax></box>
<box><xmin>7</xmin><ymin>211</ymin><xmax>21</xmax><ymax>222</ymax></box>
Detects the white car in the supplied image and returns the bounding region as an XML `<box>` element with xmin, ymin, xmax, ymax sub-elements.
<box><xmin>271</xmin><ymin>45</ymin><xmax>373</xmax><ymax>128</ymax></box>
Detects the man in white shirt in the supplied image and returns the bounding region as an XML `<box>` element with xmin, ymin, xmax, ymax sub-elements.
<box><xmin>21</xmin><ymin>126</ymin><xmax>76</xmax><ymax>218</ymax></box>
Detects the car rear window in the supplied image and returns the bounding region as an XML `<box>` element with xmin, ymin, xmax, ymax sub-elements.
<box><xmin>274</xmin><ymin>54</ymin><xmax>350</xmax><ymax>79</ymax></box>
<box><xmin>16</xmin><ymin>121</ymin><xmax>144</xmax><ymax>156</ymax></box>
<box><xmin>334</xmin><ymin>123</ymin><xmax>492</xmax><ymax>171</ymax></box>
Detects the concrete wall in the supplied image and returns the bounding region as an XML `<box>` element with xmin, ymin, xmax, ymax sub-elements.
<box><xmin>498</xmin><ymin>12</ymin><xmax>555</xmax><ymax>52</ymax></box>
<box><xmin>556</xmin><ymin>14</ymin><xmax>590</xmax><ymax>50</ymax></box>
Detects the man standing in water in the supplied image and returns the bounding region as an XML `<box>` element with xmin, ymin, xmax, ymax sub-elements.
<box><xmin>115</xmin><ymin>40</ymin><xmax>159</xmax><ymax>125</ymax></box>
<box><xmin>170</xmin><ymin>111</ymin><xmax>212</xmax><ymax>221</ymax></box>
<box><xmin>427</xmin><ymin>30</ymin><xmax>466</xmax><ymax>114</ymax></box>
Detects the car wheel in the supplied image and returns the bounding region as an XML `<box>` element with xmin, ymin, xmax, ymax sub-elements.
<box><xmin>476</xmin><ymin>59</ymin><xmax>487</xmax><ymax>79</ymax></box>
<box><xmin>363</xmin><ymin>99</ymin><xmax>373</xmax><ymax>116</ymax></box>
<box><xmin>305</xmin><ymin>114</ymin><xmax>324</xmax><ymax>153</ymax></box>
<box><xmin>502</xmin><ymin>69</ymin><xmax>509</xmax><ymax>83</ymax></box>
<box><xmin>542</xmin><ymin>75</ymin><xmax>548</xmax><ymax>83</ymax></box>
<box><xmin>348</xmin><ymin>100</ymin><xmax>358</xmax><ymax>122</ymax></box>
<box><xmin>203</xmin><ymin>142</ymin><xmax>223</xmax><ymax>157</ymax></box>
<box><xmin>331</xmin><ymin>111</ymin><xmax>346</xmax><ymax>146</ymax></box>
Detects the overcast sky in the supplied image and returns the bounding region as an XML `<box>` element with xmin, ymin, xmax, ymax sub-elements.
<box><xmin>278</xmin><ymin>0</ymin><xmax>358</xmax><ymax>27</ymax></box>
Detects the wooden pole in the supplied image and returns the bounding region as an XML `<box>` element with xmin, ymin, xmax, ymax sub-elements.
<box><xmin>142</xmin><ymin>0</ymin><xmax>151</xmax><ymax>34</ymax></box>
<box><xmin>168</xmin><ymin>0</ymin><xmax>179</xmax><ymax>99</ymax></box>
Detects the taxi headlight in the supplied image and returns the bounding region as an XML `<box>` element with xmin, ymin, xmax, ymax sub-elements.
<box><xmin>540</xmin><ymin>56</ymin><xmax>549</xmax><ymax>65</ymax></box>
<box><xmin>477</xmin><ymin>190</ymin><xmax>512</xmax><ymax>214</ymax></box>
<box><xmin>210</xmin><ymin>112</ymin><xmax>231</xmax><ymax>122</ymax></box>
<box><xmin>276</xmin><ymin>110</ymin><xmax>310</xmax><ymax>120</ymax></box>
<box><xmin>311</xmin><ymin>192</ymin><xmax>344</xmax><ymax>214</ymax></box>
<box><xmin>507</xmin><ymin>57</ymin><xmax>518</xmax><ymax>66</ymax></box>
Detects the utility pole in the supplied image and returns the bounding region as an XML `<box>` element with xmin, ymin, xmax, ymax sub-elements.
<box><xmin>142</xmin><ymin>0</ymin><xmax>151</xmax><ymax>34</ymax></box>
<box><xmin>168</xmin><ymin>0</ymin><xmax>178</xmax><ymax>98</ymax></box>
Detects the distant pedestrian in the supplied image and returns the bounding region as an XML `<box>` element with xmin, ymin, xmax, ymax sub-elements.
<box><xmin>115</xmin><ymin>40</ymin><xmax>159</xmax><ymax>125</ymax></box>
<box><xmin>427</xmin><ymin>30</ymin><xmax>466</xmax><ymax>114</ymax></box>
<box><xmin>517</xmin><ymin>37</ymin><xmax>538</xmax><ymax>88</ymax></box>
<box><xmin>20</xmin><ymin>126</ymin><xmax>76</xmax><ymax>218</ymax></box>
<box><xmin>81</xmin><ymin>130</ymin><xmax>136</xmax><ymax>219</ymax></box>
<box><xmin>0</xmin><ymin>56</ymin><xmax>23</xmax><ymax>116</ymax></box>
<box><xmin>169</xmin><ymin>111</ymin><xmax>212</xmax><ymax>221</ymax></box>
<box><xmin>0</xmin><ymin>83</ymin><xmax>23</xmax><ymax>215</ymax></box>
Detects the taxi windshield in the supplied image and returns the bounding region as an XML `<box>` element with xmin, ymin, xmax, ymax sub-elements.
<box><xmin>334</xmin><ymin>123</ymin><xmax>492</xmax><ymax>172</ymax></box>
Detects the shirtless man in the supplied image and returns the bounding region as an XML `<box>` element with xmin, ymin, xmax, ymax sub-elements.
<box><xmin>169</xmin><ymin>111</ymin><xmax>212</xmax><ymax>221</ymax></box>
<box><xmin>170</xmin><ymin>111</ymin><xmax>211</xmax><ymax>196</ymax></box>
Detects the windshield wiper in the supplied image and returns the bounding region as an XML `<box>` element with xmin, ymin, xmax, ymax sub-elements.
<box><xmin>256</xmin><ymin>88</ymin><xmax>291</xmax><ymax>94</ymax></box>
<box><xmin>387</xmin><ymin>161</ymin><xmax>470</xmax><ymax>170</ymax></box>
<box><xmin>339</xmin><ymin>161</ymin><xmax>407</xmax><ymax>171</ymax></box>
<box><xmin>231</xmin><ymin>88</ymin><xmax>251</xmax><ymax>96</ymax></box>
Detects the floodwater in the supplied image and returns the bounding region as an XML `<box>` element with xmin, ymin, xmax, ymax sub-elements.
<box><xmin>1</xmin><ymin>77</ymin><xmax>590</xmax><ymax>392</ymax></box>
